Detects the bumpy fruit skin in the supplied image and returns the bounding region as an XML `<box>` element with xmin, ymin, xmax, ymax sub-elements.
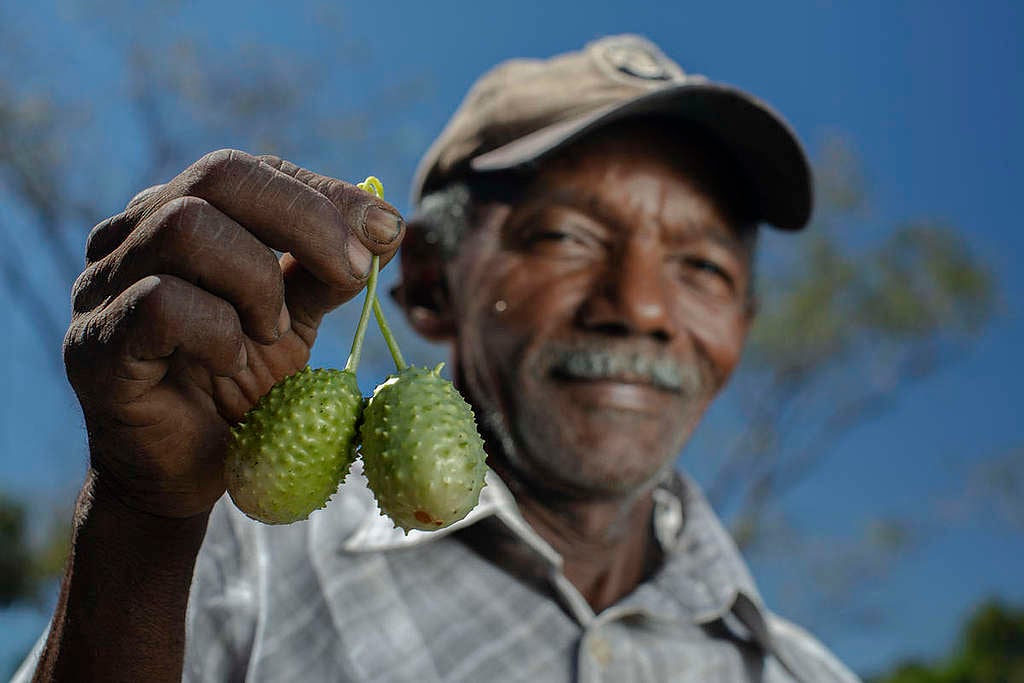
<box><xmin>360</xmin><ymin>365</ymin><xmax>487</xmax><ymax>532</ymax></box>
<box><xmin>226</xmin><ymin>367</ymin><xmax>363</xmax><ymax>524</ymax></box>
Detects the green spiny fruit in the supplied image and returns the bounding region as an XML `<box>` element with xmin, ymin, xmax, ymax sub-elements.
<box><xmin>360</xmin><ymin>364</ymin><xmax>487</xmax><ymax>532</ymax></box>
<box><xmin>226</xmin><ymin>367</ymin><xmax>363</xmax><ymax>524</ymax></box>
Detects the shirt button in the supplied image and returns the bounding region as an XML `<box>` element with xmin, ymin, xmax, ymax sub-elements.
<box><xmin>589</xmin><ymin>636</ymin><xmax>613</xmax><ymax>666</ymax></box>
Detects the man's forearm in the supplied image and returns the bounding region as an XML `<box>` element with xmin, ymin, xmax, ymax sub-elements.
<box><xmin>34</xmin><ymin>470</ymin><xmax>210</xmax><ymax>683</ymax></box>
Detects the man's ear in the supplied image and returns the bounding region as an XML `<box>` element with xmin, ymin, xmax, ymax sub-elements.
<box><xmin>390</xmin><ymin>219</ymin><xmax>456</xmax><ymax>342</ymax></box>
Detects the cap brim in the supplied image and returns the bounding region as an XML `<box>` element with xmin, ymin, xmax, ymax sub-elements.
<box><xmin>469</xmin><ymin>82</ymin><xmax>812</xmax><ymax>231</ymax></box>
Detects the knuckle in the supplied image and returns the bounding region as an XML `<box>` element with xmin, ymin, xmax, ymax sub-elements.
<box><xmin>185</xmin><ymin>148</ymin><xmax>251</xmax><ymax>191</ymax></box>
<box><xmin>259</xmin><ymin>155</ymin><xmax>305</xmax><ymax>181</ymax></box>
<box><xmin>256</xmin><ymin>153</ymin><xmax>285</xmax><ymax>170</ymax></box>
<box><xmin>199</xmin><ymin>148</ymin><xmax>238</xmax><ymax>174</ymax></box>
<box><xmin>63</xmin><ymin>314</ymin><xmax>110</xmax><ymax>391</ymax></box>
<box><xmin>310</xmin><ymin>173</ymin><xmax>347</xmax><ymax>198</ymax></box>
<box><xmin>71</xmin><ymin>264</ymin><xmax>105</xmax><ymax>313</ymax></box>
<box><xmin>130</xmin><ymin>274</ymin><xmax>173</xmax><ymax>320</ymax></box>
<box><xmin>325</xmin><ymin>178</ymin><xmax>367</xmax><ymax>218</ymax></box>
<box><xmin>62</xmin><ymin>317</ymin><xmax>89</xmax><ymax>364</ymax></box>
<box><xmin>125</xmin><ymin>183</ymin><xmax>167</xmax><ymax>211</ymax></box>
<box><xmin>150</xmin><ymin>196</ymin><xmax>209</xmax><ymax>254</ymax></box>
<box><xmin>62</xmin><ymin>323</ymin><xmax>89</xmax><ymax>386</ymax></box>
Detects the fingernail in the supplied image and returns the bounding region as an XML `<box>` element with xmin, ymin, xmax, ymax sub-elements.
<box><xmin>364</xmin><ymin>207</ymin><xmax>403</xmax><ymax>244</ymax></box>
<box><xmin>348</xmin><ymin>240</ymin><xmax>373</xmax><ymax>278</ymax></box>
<box><xmin>276</xmin><ymin>303</ymin><xmax>291</xmax><ymax>338</ymax></box>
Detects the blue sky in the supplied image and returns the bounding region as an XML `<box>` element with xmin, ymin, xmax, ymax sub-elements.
<box><xmin>2</xmin><ymin>0</ymin><xmax>1022</xmax><ymax>676</ymax></box>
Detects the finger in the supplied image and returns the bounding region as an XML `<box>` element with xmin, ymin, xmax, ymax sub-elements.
<box><xmin>85</xmin><ymin>211</ymin><xmax>132</xmax><ymax>265</ymax></box>
<box><xmin>85</xmin><ymin>185</ymin><xmax>169</xmax><ymax>265</ymax></box>
<box><xmin>259</xmin><ymin>155</ymin><xmax>405</xmax><ymax>256</ymax></box>
<box><xmin>66</xmin><ymin>275</ymin><xmax>247</xmax><ymax>402</ymax></box>
<box><xmin>133</xmin><ymin>149</ymin><xmax>404</xmax><ymax>292</ymax></box>
<box><xmin>277</xmin><ymin>226</ymin><xmax>403</xmax><ymax>335</ymax></box>
<box><xmin>254</xmin><ymin>155</ymin><xmax>405</xmax><ymax>329</ymax></box>
<box><xmin>277</xmin><ymin>253</ymin><xmax>355</xmax><ymax>339</ymax></box>
<box><xmin>74</xmin><ymin>196</ymin><xmax>286</xmax><ymax>345</ymax></box>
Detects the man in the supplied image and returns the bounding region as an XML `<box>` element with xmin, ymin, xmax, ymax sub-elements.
<box><xmin>18</xmin><ymin>35</ymin><xmax>860</xmax><ymax>682</ymax></box>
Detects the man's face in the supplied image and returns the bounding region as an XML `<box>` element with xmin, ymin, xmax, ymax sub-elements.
<box><xmin>446</xmin><ymin>123</ymin><xmax>755</xmax><ymax>500</ymax></box>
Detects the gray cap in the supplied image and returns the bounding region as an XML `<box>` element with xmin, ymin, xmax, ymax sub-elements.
<box><xmin>412</xmin><ymin>34</ymin><xmax>812</xmax><ymax>231</ymax></box>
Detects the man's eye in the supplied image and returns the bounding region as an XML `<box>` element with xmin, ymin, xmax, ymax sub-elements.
<box><xmin>529</xmin><ymin>229</ymin><xmax>576</xmax><ymax>243</ymax></box>
<box><xmin>684</xmin><ymin>257</ymin><xmax>729</xmax><ymax>280</ymax></box>
<box><xmin>524</xmin><ymin>228</ymin><xmax>595</xmax><ymax>254</ymax></box>
<box><xmin>675</xmin><ymin>256</ymin><xmax>736</xmax><ymax>297</ymax></box>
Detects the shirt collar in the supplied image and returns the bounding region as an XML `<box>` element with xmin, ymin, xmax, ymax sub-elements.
<box><xmin>341</xmin><ymin>464</ymin><xmax>769</xmax><ymax>641</ymax></box>
<box><xmin>653</xmin><ymin>469</ymin><xmax>764</xmax><ymax>616</ymax></box>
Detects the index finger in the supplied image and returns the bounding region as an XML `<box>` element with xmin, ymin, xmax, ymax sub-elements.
<box><xmin>134</xmin><ymin>150</ymin><xmax>405</xmax><ymax>291</ymax></box>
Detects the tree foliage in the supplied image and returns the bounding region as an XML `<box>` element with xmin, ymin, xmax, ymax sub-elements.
<box><xmin>712</xmin><ymin>138</ymin><xmax>996</xmax><ymax>544</ymax></box>
<box><xmin>0</xmin><ymin>0</ymin><xmax>432</xmax><ymax>606</ymax></box>
<box><xmin>0</xmin><ymin>0</ymin><xmax>431</xmax><ymax>371</ymax></box>
<box><xmin>0</xmin><ymin>493</ymin><xmax>68</xmax><ymax>607</ymax></box>
<box><xmin>681</xmin><ymin>135</ymin><xmax>1003</xmax><ymax>630</ymax></box>
<box><xmin>870</xmin><ymin>600</ymin><xmax>1024</xmax><ymax>683</ymax></box>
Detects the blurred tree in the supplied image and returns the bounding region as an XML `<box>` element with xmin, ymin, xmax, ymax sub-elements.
<box><xmin>0</xmin><ymin>493</ymin><xmax>68</xmax><ymax>607</ymax></box>
<box><xmin>0</xmin><ymin>0</ymin><xmax>433</xmax><ymax>607</ymax></box>
<box><xmin>868</xmin><ymin>600</ymin><xmax>1024</xmax><ymax>683</ymax></box>
<box><xmin>961</xmin><ymin>445</ymin><xmax>1024</xmax><ymax>531</ymax></box>
<box><xmin>712</xmin><ymin>137</ymin><xmax>995</xmax><ymax>545</ymax></box>
<box><xmin>699</xmin><ymin>136</ymin><xmax>999</xmax><ymax>623</ymax></box>
<box><xmin>0</xmin><ymin>0</ymin><xmax>432</xmax><ymax>372</ymax></box>
<box><xmin>0</xmin><ymin>494</ymin><xmax>35</xmax><ymax>607</ymax></box>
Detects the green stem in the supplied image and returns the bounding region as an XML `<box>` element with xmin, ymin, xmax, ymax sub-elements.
<box><xmin>344</xmin><ymin>254</ymin><xmax>380</xmax><ymax>373</ymax></box>
<box><xmin>350</xmin><ymin>175</ymin><xmax>406</xmax><ymax>373</ymax></box>
<box><xmin>374</xmin><ymin>296</ymin><xmax>407</xmax><ymax>371</ymax></box>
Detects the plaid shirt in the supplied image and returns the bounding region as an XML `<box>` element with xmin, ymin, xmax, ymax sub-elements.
<box><xmin>14</xmin><ymin>465</ymin><xmax>860</xmax><ymax>682</ymax></box>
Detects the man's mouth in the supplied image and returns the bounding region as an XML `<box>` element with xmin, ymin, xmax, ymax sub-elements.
<box><xmin>550</xmin><ymin>366</ymin><xmax>679</xmax><ymax>394</ymax></box>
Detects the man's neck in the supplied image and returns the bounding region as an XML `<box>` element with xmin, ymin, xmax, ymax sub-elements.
<box><xmin>515</xmin><ymin>485</ymin><xmax>661</xmax><ymax>613</ymax></box>
<box><xmin>475</xmin><ymin>452</ymin><xmax>663</xmax><ymax>614</ymax></box>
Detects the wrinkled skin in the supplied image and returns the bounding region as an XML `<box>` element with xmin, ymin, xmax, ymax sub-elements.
<box><xmin>445</xmin><ymin>123</ymin><xmax>756</xmax><ymax>503</ymax></box>
<box><xmin>40</xmin><ymin>150</ymin><xmax>405</xmax><ymax>683</ymax></box>
<box><xmin>397</xmin><ymin>121</ymin><xmax>758</xmax><ymax>611</ymax></box>
<box><xmin>63</xmin><ymin>150</ymin><xmax>405</xmax><ymax>519</ymax></box>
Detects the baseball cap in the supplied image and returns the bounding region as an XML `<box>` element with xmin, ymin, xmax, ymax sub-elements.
<box><xmin>411</xmin><ymin>34</ymin><xmax>812</xmax><ymax>231</ymax></box>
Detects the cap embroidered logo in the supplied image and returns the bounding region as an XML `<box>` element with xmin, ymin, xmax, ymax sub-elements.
<box><xmin>593</xmin><ymin>37</ymin><xmax>682</xmax><ymax>82</ymax></box>
<box><xmin>606</xmin><ymin>46</ymin><xmax>671</xmax><ymax>80</ymax></box>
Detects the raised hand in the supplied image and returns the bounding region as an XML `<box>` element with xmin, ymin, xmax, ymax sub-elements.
<box><xmin>63</xmin><ymin>149</ymin><xmax>405</xmax><ymax>519</ymax></box>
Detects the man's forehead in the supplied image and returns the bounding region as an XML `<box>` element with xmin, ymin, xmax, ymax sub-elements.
<box><xmin>508</xmin><ymin>127</ymin><xmax>756</xmax><ymax>235</ymax></box>
<box><xmin>516</xmin><ymin>184</ymin><xmax>748</xmax><ymax>250</ymax></box>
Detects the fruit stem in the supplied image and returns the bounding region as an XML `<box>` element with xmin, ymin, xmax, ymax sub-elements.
<box><xmin>373</xmin><ymin>295</ymin><xmax>407</xmax><ymax>371</ymax></box>
<box><xmin>345</xmin><ymin>176</ymin><xmax>387</xmax><ymax>374</ymax></box>
<box><xmin>344</xmin><ymin>254</ymin><xmax>380</xmax><ymax>373</ymax></box>
<box><xmin>349</xmin><ymin>175</ymin><xmax>407</xmax><ymax>373</ymax></box>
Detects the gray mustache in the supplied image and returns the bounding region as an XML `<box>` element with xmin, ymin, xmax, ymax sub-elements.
<box><xmin>544</xmin><ymin>343</ymin><xmax>703</xmax><ymax>395</ymax></box>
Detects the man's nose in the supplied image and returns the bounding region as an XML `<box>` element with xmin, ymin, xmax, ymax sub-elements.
<box><xmin>578</xmin><ymin>242</ymin><xmax>673</xmax><ymax>341</ymax></box>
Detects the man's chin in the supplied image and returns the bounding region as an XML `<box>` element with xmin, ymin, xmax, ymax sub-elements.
<box><xmin>508</xmin><ymin>427</ymin><xmax>682</xmax><ymax>501</ymax></box>
<box><xmin>515</xmin><ymin>458</ymin><xmax>669</xmax><ymax>501</ymax></box>
<box><xmin>491</xmin><ymin>379</ymin><xmax>701</xmax><ymax>499</ymax></box>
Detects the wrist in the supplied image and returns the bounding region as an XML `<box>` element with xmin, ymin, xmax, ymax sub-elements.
<box><xmin>79</xmin><ymin>468</ymin><xmax>212</xmax><ymax>562</ymax></box>
<box><xmin>36</xmin><ymin>470</ymin><xmax>212</xmax><ymax>682</ymax></box>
